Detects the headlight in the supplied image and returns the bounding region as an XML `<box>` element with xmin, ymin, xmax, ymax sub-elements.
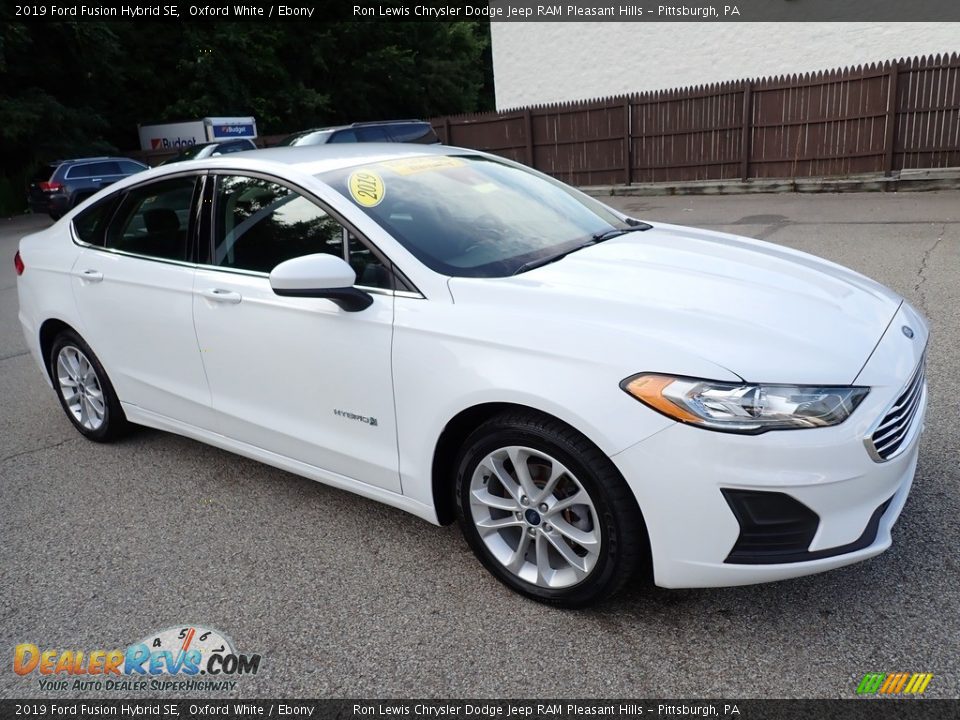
<box><xmin>621</xmin><ymin>373</ymin><xmax>869</xmax><ymax>434</ymax></box>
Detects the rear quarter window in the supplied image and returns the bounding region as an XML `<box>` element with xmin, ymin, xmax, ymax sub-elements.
<box><xmin>72</xmin><ymin>198</ymin><xmax>119</xmax><ymax>247</ymax></box>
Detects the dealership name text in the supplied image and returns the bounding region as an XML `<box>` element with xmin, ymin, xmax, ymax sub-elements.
<box><xmin>352</xmin><ymin>705</ymin><xmax>739</xmax><ymax>717</ymax></box>
<box><xmin>351</xmin><ymin>4</ymin><xmax>740</xmax><ymax>18</ymax></box>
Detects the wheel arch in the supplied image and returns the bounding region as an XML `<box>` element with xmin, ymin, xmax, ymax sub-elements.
<box><xmin>430</xmin><ymin>401</ymin><xmax>641</xmax><ymax>528</ymax></box>
<box><xmin>39</xmin><ymin>318</ymin><xmax>79</xmax><ymax>382</ymax></box>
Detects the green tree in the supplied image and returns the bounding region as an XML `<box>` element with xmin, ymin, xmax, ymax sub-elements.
<box><xmin>0</xmin><ymin>18</ymin><xmax>493</xmax><ymax>215</ymax></box>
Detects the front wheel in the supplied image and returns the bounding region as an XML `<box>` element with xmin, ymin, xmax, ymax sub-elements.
<box><xmin>455</xmin><ymin>411</ymin><xmax>646</xmax><ymax>607</ymax></box>
<box><xmin>49</xmin><ymin>330</ymin><xmax>129</xmax><ymax>442</ymax></box>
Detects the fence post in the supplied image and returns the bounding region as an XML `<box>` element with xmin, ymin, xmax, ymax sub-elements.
<box><xmin>884</xmin><ymin>63</ymin><xmax>899</xmax><ymax>176</ymax></box>
<box><xmin>443</xmin><ymin>116</ymin><xmax>451</xmax><ymax>145</ymax></box>
<box><xmin>523</xmin><ymin>108</ymin><xmax>534</xmax><ymax>168</ymax></box>
<box><xmin>740</xmin><ymin>81</ymin><xmax>753</xmax><ymax>181</ymax></box>
<box><xmin>623</xmin><ymin>96</ymin><xmax>632</xmax><ymax>186</ymax></box>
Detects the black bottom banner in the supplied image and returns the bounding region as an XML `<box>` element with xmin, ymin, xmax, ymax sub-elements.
<box><xmin>2</xmin><ymin>699</ymin><xmax>958</xmax><ymax>720</ymax></box>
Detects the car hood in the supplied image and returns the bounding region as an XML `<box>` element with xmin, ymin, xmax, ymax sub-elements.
<box><xmin>447</xmin><ymin>222</ymin><xmax>902</xmax><ymax>385</ymax></box>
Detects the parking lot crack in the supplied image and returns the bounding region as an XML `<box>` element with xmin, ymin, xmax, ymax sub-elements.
<box><xmin>1</xmin><ymin>437</ymin><xmax>80</xmax><ymax>464</ymax></box>
<box><xmin>913</xmin><ymin>224</ymin><xmax>945</xmax><ymax>311</ymax></box>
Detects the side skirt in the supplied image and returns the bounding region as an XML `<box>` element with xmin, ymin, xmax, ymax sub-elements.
<box><xmin>121</xmin><ymin>403</ymin><xmax>441</xmax><ymax>525</ymax></box>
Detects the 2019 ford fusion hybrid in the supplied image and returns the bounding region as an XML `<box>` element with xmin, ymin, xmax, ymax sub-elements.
<box><xmin>15</xmin><ymin>144</ymin><xmax>928</xmax><ymax>606</ymax></box>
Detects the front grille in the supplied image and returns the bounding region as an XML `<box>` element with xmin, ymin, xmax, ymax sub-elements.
<box><xmin>868</xmin><ymin>354</ymin><xmax>926</xmax><ymax>461</ymax></box>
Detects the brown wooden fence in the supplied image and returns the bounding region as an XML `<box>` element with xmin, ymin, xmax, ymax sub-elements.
<box><xmin>430</xmin><ymin>54</ymin><xmax>960</xmax><ymax>186</ymax></box>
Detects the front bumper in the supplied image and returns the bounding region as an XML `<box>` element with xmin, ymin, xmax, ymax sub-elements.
<box><xmin>611</xmin><ymin>302</ymin><xmax>928</xmax><ymax>589</ymax></box>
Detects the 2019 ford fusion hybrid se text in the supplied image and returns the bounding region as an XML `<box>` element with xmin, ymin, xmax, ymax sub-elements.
<box><xmin>15</xmin><ymin>145</ymin><xmax>928</xmax><ymax>606</ymax></box>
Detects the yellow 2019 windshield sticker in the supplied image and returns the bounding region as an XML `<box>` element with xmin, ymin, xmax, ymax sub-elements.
<box><xmin>380</xmin><ymin>156</ymin><xmax>466</xmax><ymax>176</ymax></box>
<box><xmin>348</xmin><ymin>170</ymin><xmax>385</xmax><ymax>207</ymax></box>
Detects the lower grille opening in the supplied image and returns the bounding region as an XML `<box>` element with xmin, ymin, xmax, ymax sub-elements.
<box><xmin>723</xmin><ymin>490</ymin><xmax>893</xmax><ymax>565</ymax></box>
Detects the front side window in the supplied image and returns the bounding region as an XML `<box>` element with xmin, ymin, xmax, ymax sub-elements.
<box><xmin>321</xmin><ymin>155</ymin><xmax>630</xmax><ymax>277</ymax></box>
<box><xmin>212</xmin><ymin>175</ymin><xmax>346</xmax><ymax>274</ymax></box>
<box><xmin>211</xmin><ymin>175</ymin><xmax>395</xmax><ymax>288</ymax></box>
<box><xmin>105</xmin><ymin>176</ymin><xmax>197</xmax><ymax>261</ymax></box>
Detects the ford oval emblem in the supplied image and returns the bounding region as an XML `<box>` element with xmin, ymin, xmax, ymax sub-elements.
<box><xmin>902</xmin><ymin>326</ymin><xmax>915</xmax><ymax>339</ymax></box>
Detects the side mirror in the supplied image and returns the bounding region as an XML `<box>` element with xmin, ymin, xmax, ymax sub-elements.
<box><xmin>269</xmin><ymin>253</ymin><xmax>373</xmax><ymax>312</ymax></box>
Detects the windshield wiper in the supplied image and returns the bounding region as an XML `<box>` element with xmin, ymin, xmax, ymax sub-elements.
<box><xmin>591</xmin><ymin>220</ymin><xmax>652</xmax><ymax>243</ymax></box>
<box><xmin>512</xmin><ymin>241</ymin><xmax>597</xmax><ymax>275</ymax></box>
<box><xmin>512</xmin><ymin>221</ymin><xmax>652</xmax><ymax>276</ymax></box>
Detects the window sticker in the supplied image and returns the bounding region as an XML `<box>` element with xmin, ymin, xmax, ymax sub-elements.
<box><xmin>380</xmin><ymin>156</ymin><xmax>466</xmax><ymax>176</ymax></box>
<box><xmin>348</xmin><ymin>170</ymin><xmax>385</xmax><ymax>207</ymax></box>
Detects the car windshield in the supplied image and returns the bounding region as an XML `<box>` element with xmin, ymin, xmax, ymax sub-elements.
<box><xmin>320</xmin><ymin>155</ymin><xmax>630</xmax><ymax>277</ymax></box>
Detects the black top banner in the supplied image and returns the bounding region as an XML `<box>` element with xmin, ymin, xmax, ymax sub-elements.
<box><xmin>8</xmin><ymin>0</ymin><xmax>960</xmax><ymax>22</ymax></box>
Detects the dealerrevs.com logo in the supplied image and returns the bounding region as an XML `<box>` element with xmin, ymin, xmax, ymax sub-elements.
<box><xmin>14</xmin><ymin>626</ymin><xmax>261</xmax><ymax>692</ymax></box>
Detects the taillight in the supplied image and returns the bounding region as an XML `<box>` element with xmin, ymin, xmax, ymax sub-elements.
<box><xmin>38</xmin><ymin>181</ymin><xmax>62</xmax><ymax>192</ymax></box>
<box><xmin>14</xmin><ymin>250</ymin><xmax>25</xmax><ymax>276</ymax></box>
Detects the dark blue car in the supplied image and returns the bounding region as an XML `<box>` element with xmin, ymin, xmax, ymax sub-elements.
<box><xmin>28</xmin><ymin>157</ymin><xmax>149</xmax><ymax>220</ymax></box>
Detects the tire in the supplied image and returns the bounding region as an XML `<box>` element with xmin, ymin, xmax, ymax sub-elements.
<box><xmin>49</xmin><ymin>330</ymin><xmax>129</xmax><ymax>442</ymax></box>
<box><xmin>49</xmin><ymin>212</ymin><xmax>62</xmax><ymax>221</ymax></box>
<box><xmin>455</xmin><ymin>410</ymin><xmax>646</xmax><ymax>607</ymax></box>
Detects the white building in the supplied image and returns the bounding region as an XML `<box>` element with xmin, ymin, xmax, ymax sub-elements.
<box><xmin>491</xmin><ymin>22</ymin><xmax>960</xmax><ymax>109</ymax></box>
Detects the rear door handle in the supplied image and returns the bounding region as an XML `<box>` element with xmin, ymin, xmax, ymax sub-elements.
<box><xmin>78</xmin><ymin>269</ymin><xmax>103</xmax><ymax>283</ymax></box>
<box><xmin>200</xmin><ymin>288</ymin><xmax>242</xmax><ymax>304</ymax></box>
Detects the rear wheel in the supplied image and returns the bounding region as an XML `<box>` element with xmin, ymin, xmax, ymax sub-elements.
<box><xmin>49</xmin><ymin>330</ymin><xmax>129</xmax><ymax>442</ymax></box>
<box><xmin>455</xmin><ymin>411</ymin><xmax>646</xmax><ymax>607</ymax></box>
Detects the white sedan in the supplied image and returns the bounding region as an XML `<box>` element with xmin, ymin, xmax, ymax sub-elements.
<box><xmin>15</xmin><ymin>145</ymin><xmax>928</xmax><ymax>606</ymax></box>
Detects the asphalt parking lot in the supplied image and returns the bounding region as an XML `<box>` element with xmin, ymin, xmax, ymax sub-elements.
<box><xmin>1</xmin><ymin>191</ymin><xmax>958</xmax><ymax>700</ymax></box>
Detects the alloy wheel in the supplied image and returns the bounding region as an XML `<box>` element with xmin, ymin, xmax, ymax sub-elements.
<box><xmin>468</xmin><ymin>445</ymin><xmax>601</xmax><ymax>588</ymax></box>
<box><xmin>56</xmin><ymin>345</ymin><xmax>106</xmax><ymax>431</ymax></box>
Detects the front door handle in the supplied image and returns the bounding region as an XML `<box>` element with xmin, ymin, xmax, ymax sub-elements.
<box><xmin>78</xmin><ymin>269</ymin><xmax>103</xmax><ymax>283</ymax></box>
<box><xmin>200</xmin><ymin>288</ymin><xmax>242</xmax><ymax>304</ymax></box>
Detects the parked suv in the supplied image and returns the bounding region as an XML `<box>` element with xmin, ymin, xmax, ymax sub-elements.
<box><xmin>159</xmin><ymin>138</ymin><xmax>258</xmax><ymax>165</ymax></box>
<box><xmin>278</xmin><ymin>120</ymin><xmax>439</xmax><ymax>147</ymax></box>
<box><xmin>28</xmin><ymin>157</ymin><xmax>149</xmax><ymax>220</ymax></box>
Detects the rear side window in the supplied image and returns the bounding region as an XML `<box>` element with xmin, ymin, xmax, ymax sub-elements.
<box><xmin>328</xmin><ymin>130</ymin><xmax>358</xmax><ymax>144</ymax></box>
<box><xmin>73</xmin><ymin>198</ymin><xmax>119</xmax><ymax>247</ymax></box>
<box><xmin>355</xmin><ymin>126</ymin><xmax>389</xmax><ymax>142</ymax></box>
<box><xmin>65</xmin><ymin>164</ymin><xmax>94</xmax><ymax>180</ymax></box>
<box><xmin>90</xmin><ymin>161</ymin><xmax>122</xmax><ymax>176</ymax></box>
<box><xmin>105</xmin><ymin>177</ymin><xmax>198</xmax><ymax>261</ymax></box>
<box><xmin>66</xmin><ymin>161</ymin><xmax>122</xmax><ymax>179</ymax></box>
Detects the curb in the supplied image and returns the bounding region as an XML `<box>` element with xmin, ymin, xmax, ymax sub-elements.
<box><xmin>581</xmin><ymin>169</ymin><xmax>960</xmax><ymax>197</ymax></box>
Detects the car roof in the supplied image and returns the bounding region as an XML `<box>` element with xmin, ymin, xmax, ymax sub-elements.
<box><xmin>291</xmin><ymin>120</ymin><xmax>431</xmax><ymax>134</ymax></box>
<box><xmin>55</xmin><ymin>156</ymin><xmax>137</xmax><ymax>165</ymax></box>
<box><xmin>178</xmin><ymin>142</ymin><xmax>473</xmax><ymax>175</ymax></box>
